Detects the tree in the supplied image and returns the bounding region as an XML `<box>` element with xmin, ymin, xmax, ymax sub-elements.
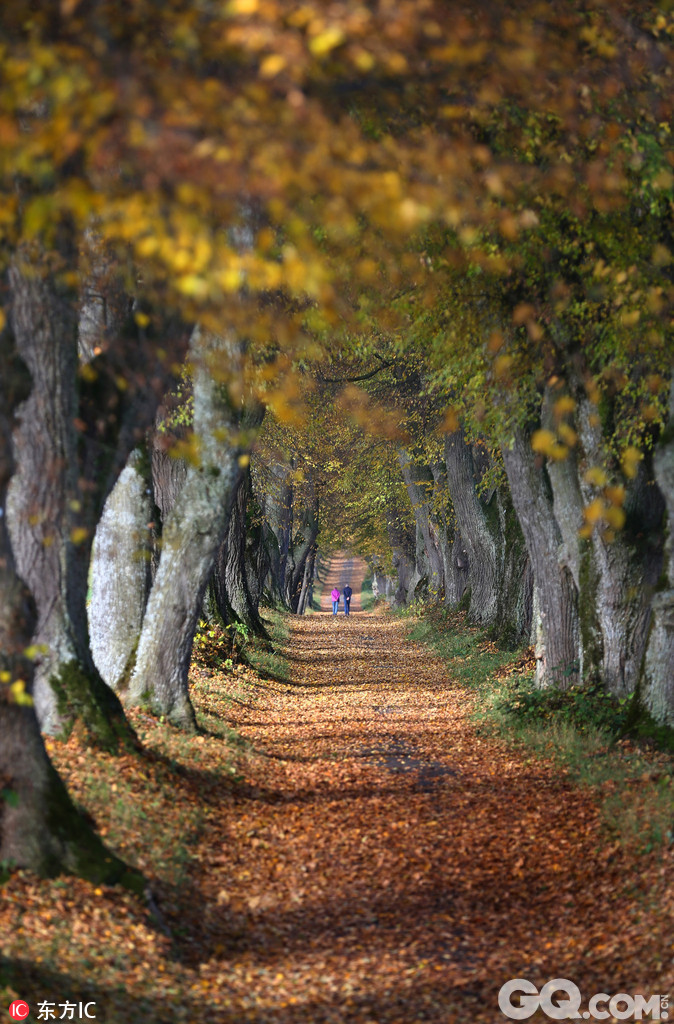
<box><xmin>0</xmin><ymin>322</ymin><xmax>140</xmax><ymax>885</ymax></box>
<box><xmin>125</xmin><ymin>330</ymin><xmax>252</xmax><ymax>729</ymax></box>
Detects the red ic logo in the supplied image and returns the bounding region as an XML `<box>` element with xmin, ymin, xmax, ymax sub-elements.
<box><xmin>9</xmin><ymin>1002</ymin><xmax>30</xmax><ymax>1021</ymax></box>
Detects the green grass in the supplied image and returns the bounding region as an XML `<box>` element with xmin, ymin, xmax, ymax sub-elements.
<box><xmin>405</xmin><ymin>604</ymin><xmax>674</xmax><ymax>853</ymax></box>
<box><xmin>251</xmin><ymin>608</ymin><xmax>291</xmax><ymax>681</ymax></box>
<box><xmin>360</xmin><ymin>575</ymin><xmax>376</xmax><ymax>612</ymax></box>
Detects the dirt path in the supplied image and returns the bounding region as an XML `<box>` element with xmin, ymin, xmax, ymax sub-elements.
<box><xmin>7</xmin><ymin>562</ymin><xmax>669</xmax><ymax>1023</ymax></box>
<box><xmin>317</xmin><ymin>551</ymin><xmax>368</xmax><ymax>613</ymax></box>
<box><xmin>201</xmin><ymin>600</ymin><xmax>669</xmax><ymax>1023</ymax></box>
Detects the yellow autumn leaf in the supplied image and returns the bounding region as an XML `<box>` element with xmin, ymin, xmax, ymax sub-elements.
<box><xmin>351</xmin><ymin>47</ymin><xmax>375</xmax><ymax>72</ymax></box>
<box><xmin>652</xmin><ymin>244</ymin><xmax>672</xmax><ymax>267</ymax></box>
<box><xmin>620</xmin><ymin>309</ymin><xmax>640</xmax><ymax>327</ymax></box>
<box><xmin>227</xmin><ymin>0</ymin><xmax>258</xmax><ymax>13</ymax></box>
<box><xmin>584</xmin><ymin>467</ymin><xmax>608</xmax><ymax>488</ymax></box>
<box><xmin>622</xmin><ymin>447</ymin><xmax>643</xmax><ymax>479</ymax></box>
<box><xmin>558</xmin><ymin>423</ymin><xmax>578</xmax><ymax>446</ymax></box>
<box><xmin>531</xmin><ymin>429</ymin><xmax>556</xmax><ymax>455</ymax></box>
<box><xmin>549</xmin><ymin>443</ymin><xmax>569</xmax><ymax>462</ymax></box>
<box><xmin>260</xmin><ymin>54</ymin><xmax>287</xmax><ymax>77</ymax></box>
<box><xmin>604</xmin><ymin>485</ymin><xmax>626</xmax><ymax>507</ymax></box>
<box><xmin>170</xmin><ymin>436</ymin><xmax>202</xmax><ymax>467</ymax></box>
<box><xmin>604</xmin><ymin>506</ymin><xmax>626</xmax><ymax>530</ymax></box>
<box><xmin>177</xmin><ymin>274</ymin><xmax>209</xmax><ymax>299</ymax></box>
<box><xmin>70</xmin><ymin>527</ymin><xmax>89</xmax><ymax>544</ymax></box>
<box><xmin>583</xmin><ymin>498</ymin><xmax>606</xmax><ymax>525</ymax></box>
<box><xmin>10</xmin><ymin>679</ymin><xmax>33</xmax><ymax>706</ymax></box>
<box><xmin>309</xmin><ymin>26</ymin><xmax>346</xmax><ymax>57</ymax></box>
<box><xmin>554</xmin><ymin>395</ymin><xmax>576</xmax><ymax>419</ymax></box>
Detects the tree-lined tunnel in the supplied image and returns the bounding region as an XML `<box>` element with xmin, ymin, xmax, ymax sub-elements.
<box><xmin>1</xmin><ymin>0</ymin><xmax>673</xmax><ymax>1020</ymax></box>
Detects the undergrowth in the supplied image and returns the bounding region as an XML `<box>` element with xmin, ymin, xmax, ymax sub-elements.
<box><xmin>405</xmin><ymin>603</ymin><xmax>674</xmax><ymax>853</ymax></box>
<box><xmin>193</xmin><ymin>611</ymin><xmax>290</xmax><ymax>683</ymax></box>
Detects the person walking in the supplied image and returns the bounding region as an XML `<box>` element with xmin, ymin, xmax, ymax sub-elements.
<box><xmin>343</xmin><ymin>583</ymin><xmax>353</xmax><ymax>616</ymax></box>
<box><xmin>331</xmin><ymin>587</ymin><xmax>340</xmax><ymax>616</ymax></box>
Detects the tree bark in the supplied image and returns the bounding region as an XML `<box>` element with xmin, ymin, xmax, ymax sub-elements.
<box><xmin>444</xmin><ymin>430</ymin><xmax>500</xmax><ymax>625</ymax></box>
<box><xmin>89</xmin><ymin>448</ymin><xmax>153</xmax><ymax>690</ymax></box>
<box><xmin>398</xmin><ymin>449</ymin><xmax>445</xmax><ymax>600</ymax></box>
<box><xmin>126</xmin><ymin>330</ymin><xmax>248</xmax><ymax>729</ymax></box>
<box><xmin>6</xmin><ymin>253</ymin><xmax>136</xmax><ymax>748</ymax></box>
<box><xmin>211</xmin><ymin>465</ymin><xmax>268</xmax><ymax>634</ymax></box>
<box><xmin>386</xmin><ymin>505</ymin><xmax>416</xmax><ymax>606</ymax></box>
<box><xmin>444</xmin><ymin>430</ymin><xmax>531</xmax><ymax>645</ymax></box>
<box><xmin>430</xmin><ymin>460</ymin><xmax>469</xmax><ymax>608</ymax></box>
<box><xmin>639</xmin><ymin>379</ymin><xmax>674</xmax><ymax>725</ymax></box>
<box><xmin>286</xmin><ymin>480</ymin><xmax>319</xmax><ymax>613</ymax></box>
<box><xmin>297</xmin><ymin>541</ymin><xmax>317</xmax><ymax>615</ymax></box>
<box><xmin>501</xmin><ymin>429</ymin><xmax>580</xmax><ymax>687</ymax></box>
<box><xmin>575</xmin><ymin>396</ymin><xmax>664</xmax><ymax>696</ymax></box>
<box><xmin>0</xmin><ymin>318</ymin><xmax>139</xmax><ymax>886</ymax></box>
<box><xmin>258</xmin><ymin>459</ymin><xmax>294</xmax><ymax>606</ymax></box>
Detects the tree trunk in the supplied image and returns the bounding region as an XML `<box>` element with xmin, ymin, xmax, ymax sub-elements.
<box><xmin>126</xmin><ymin>330</ymin><xmax>247</xmax><ymax>729</ymax></box>
<box><xmin>89</xmin><ymin>448</ymin><xmax>153</xmax><ymax>690</ymax></box>
<box><xmin>444</xmin><ymin>429</ymin><xmax>500</xmax><ymax>625</ymax></box>
<box><xmin>6</xmin><ymin>254</ymin><xmax>136</xmax><ymax>749</ymax></box>
<box><xmin>575</xmin><ymin>396</ymin><xmax>664</xmax><ymax>696</ymax></box>
<box><xmin>501</xmin><ymin>429</ymin><xmax>580</xmax><ymax>687</ymax></box>
<box><xmin>0</xmin><ymin>320</ymin><xmax>139</xmax><ymax>886</ymax></box>
<box><xmin>211</xmin><ymin>466</ymin><xmax>268</xmax><ymax>634</ymax></box>
<box><xmin>287</xmin><ymin>481</ymin><xmax>319</xmax><ymax>613</ymax></box>
<box><xmin>444</xmin><ymin>429</ymin><xmax>531</xmax><ymax>645</ymax></box>
<box><xmin>430</xmin><ymin>461</ymin><xmax>469</xmax><ymax>608</ymax></box>
<box><xmin>638</xmin><ymin>379</ymin><xmax>674</xmax><ymax>725</ymax></box>
<box><xmin>386</xmin><ymin>505</ymin><xmax>416</xmax><ymax>606</ymax></box>
<box><xmin>259</xmin><ymin>459</ymin><xmax>293</xmax><ymax>606</ymax></box>
<box><xmin>398</xmin><ymin>449</ymin><xmax>445</xmax><ymax>600</ymax></box>
<box><xmin>297</xmin><ymin>541</ymin><xmax>317</xmax><ymax>615</ymax></box>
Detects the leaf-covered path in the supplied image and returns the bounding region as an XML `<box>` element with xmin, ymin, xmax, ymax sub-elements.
<box><xmin>3</xmin><ymin>566</ymin><xmax>671</xmax><ymax>1023</ymax></box>
<box><xmin>197</xmin><ymin>600</ymin><xmax>670</xmax><ymax>1022</ymax></box>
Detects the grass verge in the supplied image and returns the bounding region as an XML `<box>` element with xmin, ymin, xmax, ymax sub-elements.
<box><xmin>404</xmin><ymin>604</ymin><xmax>674</xmax><ymax>853</ymax></box>
<box><xmin>360</xmin><ymin>575</ymin><xmax>376</xmax><ymax>612</ymax></box>
<box><xmin>251</xmin><ymin>608</ymin><xmax>291</xmax><ymax>681</ymax></box>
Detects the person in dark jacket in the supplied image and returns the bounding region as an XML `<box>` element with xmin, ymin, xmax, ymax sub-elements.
<box><xmin>343</xmin><ymin>584</ymin><xmax>353</xmax><ymax>616</ymax></box>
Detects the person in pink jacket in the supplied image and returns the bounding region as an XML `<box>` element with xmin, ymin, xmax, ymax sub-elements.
<box><xmin>331</xmin><ymin>587</ymin><xmax>340</xmax><ymax>615</ymax></box>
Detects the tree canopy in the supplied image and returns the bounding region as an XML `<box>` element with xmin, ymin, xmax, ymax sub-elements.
<box><xmin>1</xmin><ymin>0</ymin><xmax>673</xmax><ymax>889</ymax></box>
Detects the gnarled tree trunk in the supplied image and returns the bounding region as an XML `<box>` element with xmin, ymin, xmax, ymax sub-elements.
<box><xmin>0</xmin><ymin>322</ymin><xmax>137</xmax><ymax>886</ymax></box>
<box><xmin>575</xmin><ymin>395</ymin><xmax>664</xmax><ymax>696</ymax></box>
<box><xmin>445</xmin><ymin>429</ymin><xmax>531</xmax><ymax>645</ymax></box>
<box><xmin>211</xmin><ymin>463</ymin><xmax>268</xmax><ymax>634</ymax></box>
<box><xmin>501</xmin><ymin>429</ymin><xmax>580</xmax><ymax>687</ymax></box>
<box><xmin>6</xmin><ymin>254</ymin><xmax>136</xmax><ymax>749</ymax></box>
<box><xmin>126</xmin><ymin>330</ymin><xmax>248</xmax><ymax>729</ymax></box>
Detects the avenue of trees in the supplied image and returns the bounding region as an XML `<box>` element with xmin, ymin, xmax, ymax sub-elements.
<box><xmin>1</xmin><ymin>0</ymin><xmax>673</xmax><ymax>882</ymax></box>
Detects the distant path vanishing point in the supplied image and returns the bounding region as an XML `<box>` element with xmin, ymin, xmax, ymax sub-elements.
<box><xmin>318</xmin><ymin>551</ymin><xmax>369</xmax><ymax>614</ymax></box>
